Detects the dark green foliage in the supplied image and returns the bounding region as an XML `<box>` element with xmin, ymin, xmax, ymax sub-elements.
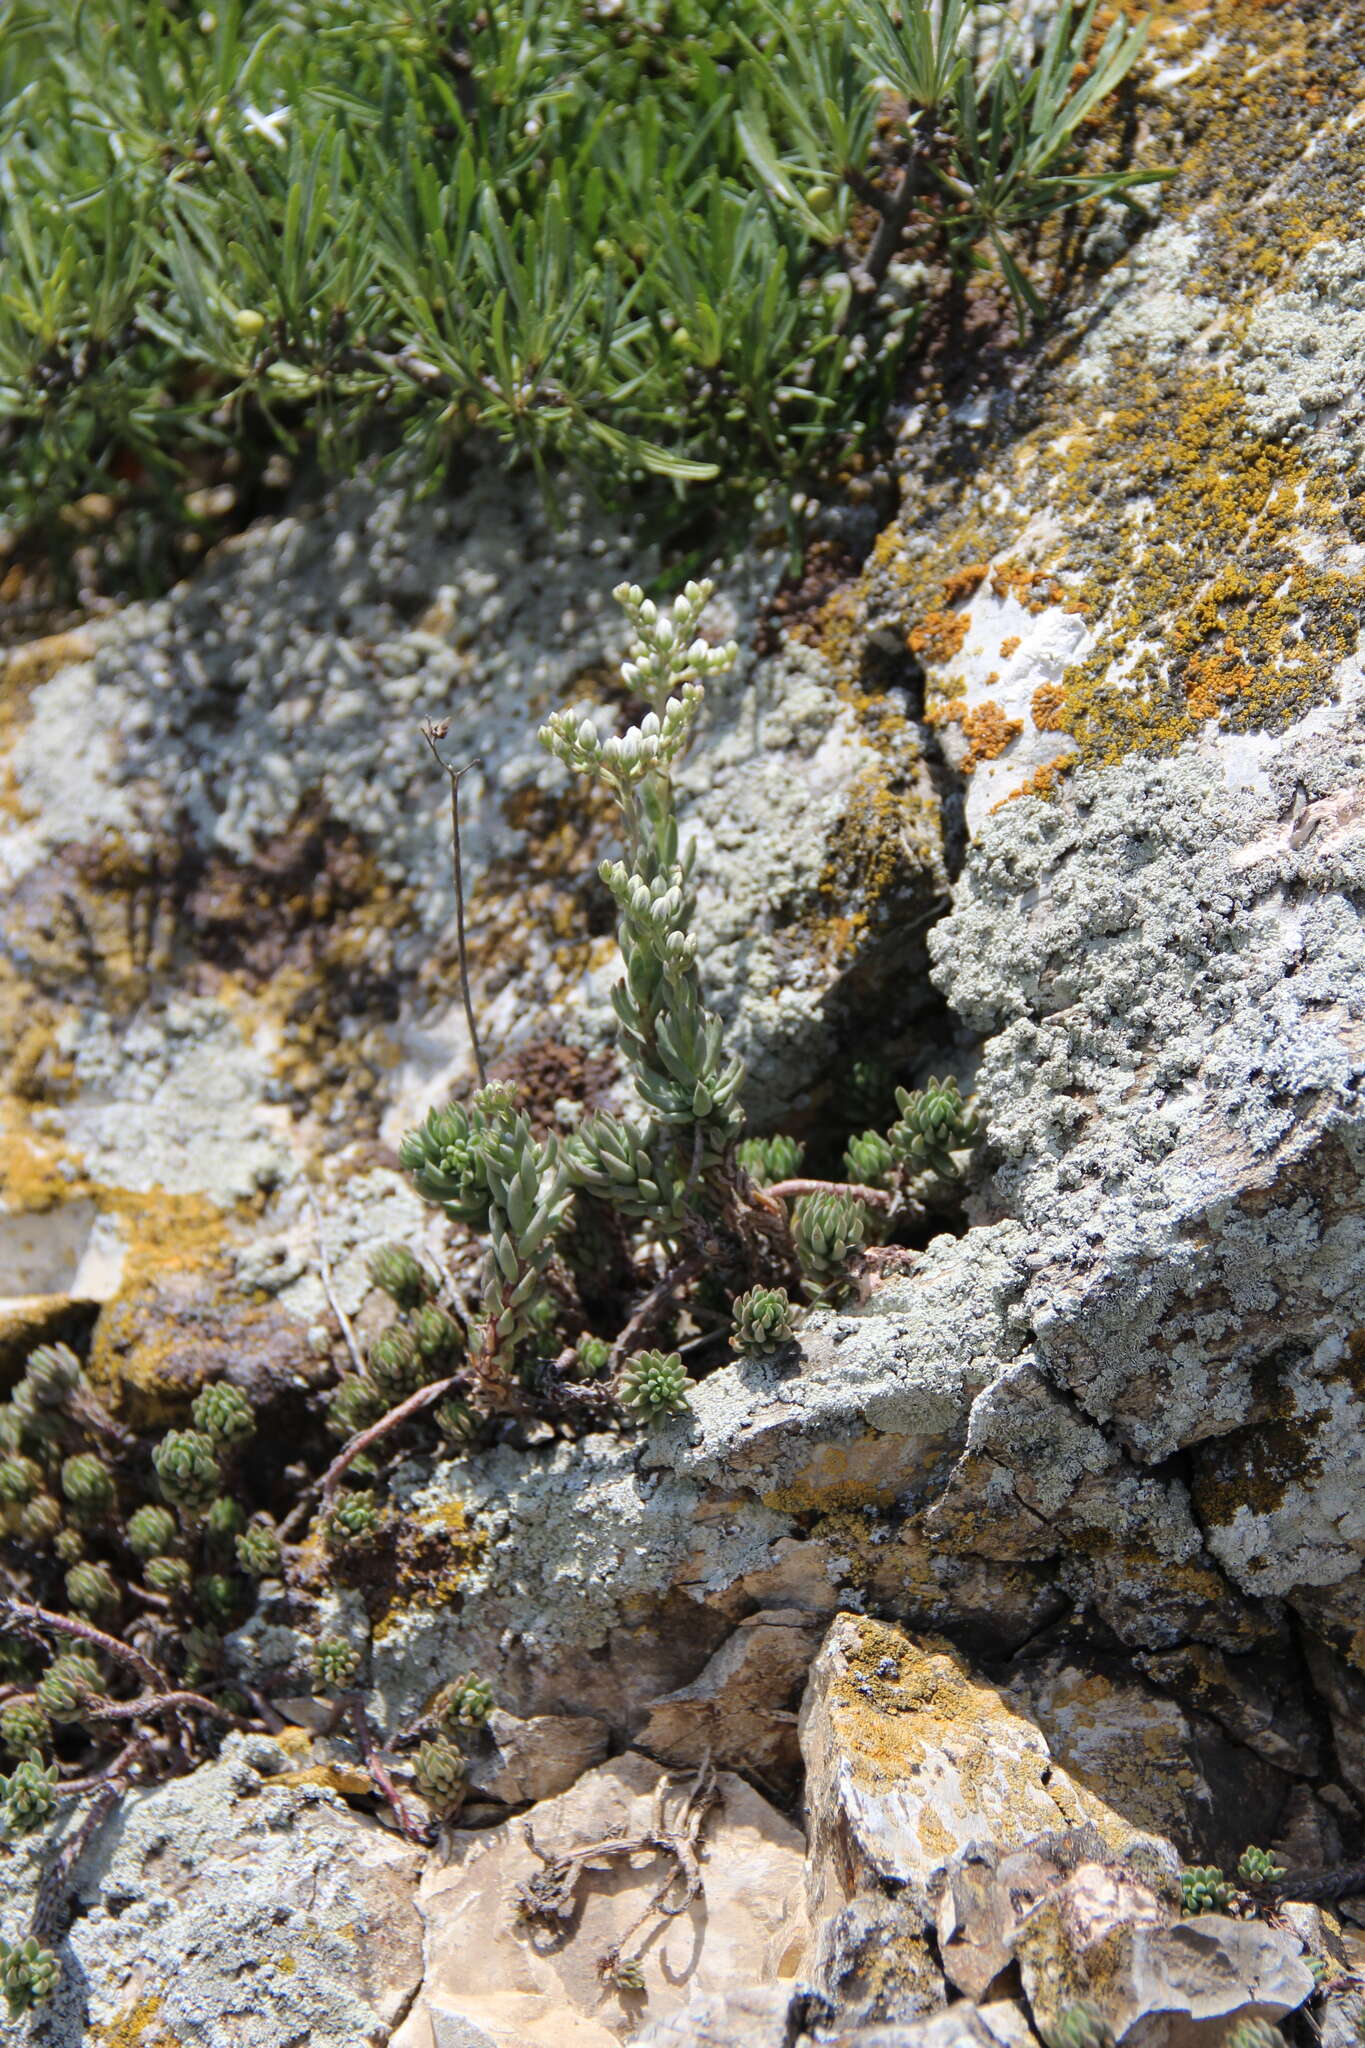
<box><xmin>1236</xmin><ymin>1845</ymin><xmax>1287</xmax><ymax>1889</ymax></box>
<box><xmin>0</xmin><ymin>1455</ymin><xmax>42</xmax><ymax>1504</ymax></box>
<box><xmin>205</xmin><ymin>1496</ymin><xmax>246</xmax><ymax>1545</ymax></box>
<box><xmin>23</xmin><ymin>1343</ymin><xmax>84</xmax><ymax>1407</ymax></box>
<box><xmin>1045</xmin><ymin>2006</ymin><xmax>1115</xmax><ymax>2048</ymax></box>
<box><xmin>0</xmin><ymin>0</ymin><xmax>1161</xmax><ymax>568</ymax></box>
<box><xmin>887</xmin><ymin>1075</ymin><xmax>984</xmax><ymax>1181</ymax></box>
<box><xmin>324</xmin><ymin>1491</ymin><xmax>382</xmax><ymax>1548</ymax></box>
<box><xmin>326</xmin><ymin>1374</ymin><xmax>388</xmax><ymax>1439</ymax></box>
<box><xmin>1225</xmin><ymin>2024</ymin><xmax>1283</xmax><ymax>2048</ymax></box>
<box><xmin>143</xmin><ymin>1555</ymin><xmax>193</xmax><ymax>1597</ymax></box>
<box><xmin>792</xmin><ymin>1189</ymin><xmax>871</xmax><ymax>1287</ymax></box>
<box><xmin>59</xmin><ymin>1452</ymin><xmax>115</xmax><ymax>1516</ymax></box>
<box><xmin>0</xmin><ymin>1933</ymin><xmax>60</xmax><ymax>2017</ymax></box>
<box><xmin>843</xmin><ymin>1127</ymin><xmax>896</xmax><ymax>1187</ymax></box>
<box><xmin>619</xmin><ymin>1349</ymin><xmax>690</xmax><ymax>1422</ymax></box>
<box><xmin>411</xmin><ymin>1302</ymin><xmax>463</xmax><ymax>1365</ymax></box>
<box><xmin>236</xmin><ymin>1517</ymin><xmax>284</xmax><ymax>1578</ymax></box>
<box><xmin>64</xmin><ymin>1560</ymin><xmax>119</xmax><ymax>1617</ymax></box>
<box><xmin>17</xmin><ymin>1493</ymin><xmax>62</xmax><ymax>1544</ymax></box>
<box><xmin>368</xmin><ymin>1324</ymin><xmax>424</xmax><ymax>1402</ymax></box>
<box><xmin>735</xmin><ymin>1133</ymin><xmax>805</xmax><ymax>1186</ymax></box>
<box><xmin>152</xmin><ymin>1430</ymin><xmax>222</xmax><ymax>1512</ymax></box>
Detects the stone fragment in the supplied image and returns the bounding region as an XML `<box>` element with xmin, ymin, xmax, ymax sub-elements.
<box><xmin>392</xmin><ymin>1752</ymin><xmax>808</xmax><ymax>2048</ymax></box>
<box><xmin>636</xmin><ymin>1609</ymin><xmax>825</xmax><ymax>1795</ymax></box>
<box><xmin>798</xmin><ymin>1617</ymin><xmax>1170</xmax><ymax>1926</ymax></box>
<box><xmin>466</xmin><ymin>1708</ymin><xmax>609</xmax><ymax>1805</ymax></box>
<box><xmin>807</xmin><ymin>1890</ymin><xmax>946</xmax><ymax>2027</ymax></box>
<box><xmin>630</xmin><ymin>1982</ymin><xmax>798</xmax><ymax>2048</ymax></box>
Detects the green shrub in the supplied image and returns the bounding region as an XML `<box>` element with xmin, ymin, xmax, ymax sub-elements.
<box><xmin>0</xmin><ymin>0</ymin><xmax>1161</xmax><ymax>575</ymax></box>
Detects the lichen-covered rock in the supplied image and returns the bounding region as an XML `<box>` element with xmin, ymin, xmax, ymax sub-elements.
<box><xmin>797</xmin><ymin>1618</ymin><xmax>1176</xmax><ymax>1927</ymax></box>
<box><xmin>0</xmin><ymin>1737</ymin><xmax>423</xmax><ymax>2046</ymax></box>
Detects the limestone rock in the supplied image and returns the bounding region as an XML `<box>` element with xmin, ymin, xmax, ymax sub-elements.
<box><xmin>636</xmin><ymin>1609</ymin><xmax>825</xmax><ymax>1795</ymax></box>
<box><xmin>3</xmin><ymin>1737</ymin><xmax>424</xmax><ymax>2046</ymax></box>
<box><xmin>392</xmin><ymin>1752</ymin><xmax>808</xmax><ymax>2048</ymax></box>
<box><xmin>466</xmin><ymin>1709</ymin><xmax>610</xmax><ymax>1806</ymax></box>
<box><xmin>798</xmin><ymin>1617</ymin><xmax>1174</xmax><ymax>1926</ymax></box>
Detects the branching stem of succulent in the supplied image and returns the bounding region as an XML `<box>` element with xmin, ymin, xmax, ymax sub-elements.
<box><xmin>315</xmin><ymin>1375</ymin><xmax>460</xmax><ymax>1507</ymax></box>
<box><xmin>304</xmin><ymin>1182</ymin><xmax>367</xmax><ymax>1381</ymax></box>
<box><xmin>2</xmin><ymin>1598</ymin><xmax>165</xmax><ymax>1694</ymax></box>
<box><xmin>31</xmin><ymin>1778</ymin><xmax>122</xmax><ymax>1946</ymax></box>
<box><xmin>350</xmin><ymin>1698</ymin><xmax>428</xmax><ymax>1845</ymax></box>
<box><xmin>420</xmin><ymin>724</ymin><xmax>487</xmax><ymax>1090</ymax></box>
<box><xmin>52</xmin><ymin>1740</ymin><xmax>146</xmax><ymax>1800</ymax></box>
<box><xmin>764</xmin><ymin>1177</ymin><xmax>894</xmax><ymax>1209</ymax></box>
<box><xmin>81</xmin><ymin>1690</ymin><xmax>250</xmax><ymax>1730</ymax></box>
<box><xmin>609</xmin><ymin>1250</ymin><xmax>706</xmax><ymax>1369</ymax></box>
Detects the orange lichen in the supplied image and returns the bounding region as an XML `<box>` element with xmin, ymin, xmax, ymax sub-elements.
<box><xmin>1031</xmin><ymin>682</ymin><xmax>1069</xmax><ymax>731</ymax></box>
<box><xmin>1001</xmin><ymin>635</ymin><xmax>1022</xmax><ymax>660</ymax></box>
<box><xmin>908</xmin><ymin>608</ymin><xmax>971</xmax><ymax>665</ymax></box>
<box><xmin>960</xmin><ymin>702</ymin><xmax>1024</xmax><ymax>770</ymax></box>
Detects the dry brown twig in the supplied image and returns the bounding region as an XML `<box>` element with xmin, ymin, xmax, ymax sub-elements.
<box><xmin>304</xmin><ymin>1181</ymin><xmax>367</xmax><ymax>1379</ymax></box>
<box><xmin>514</xmin><ymin>1755</ymin><xmax>721</xmax><ymax>1984</ymax></box>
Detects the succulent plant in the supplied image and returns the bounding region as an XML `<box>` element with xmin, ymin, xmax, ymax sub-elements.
<box><xmin>0</xmin><ymin>1698</ymin><xmax>50</xmax><ymax>1758</ymax></box>
<box><xmin>24</xmin><ymin>1341</ymin><xmax>84</xmax><ymax>1406</ymax></box>
<box><xmin>842</xmin><ymin>1127</ymin><xmax>896</xmax><ymax>1186</ymax></box>
<box><xmin>236</xmin><ymin>1517</ymin><xmax>283</xmax><ymax>1577</ymax></box>
<box><xmin>192</xmin><ymin>1381</ymin><xmax>256</xmax><ymax>1450</ymax></box>
<box><xmin>65</xmin><ymin>1560</ymin><xmax>119</xmax><ymax>1617</ymax></box>
<box><xmin>575</xmin><ymin>1334</ymin><xmax>612</xmax><ymax>1378</ymax></box>
<box><xmin>433</xmin><ymin>1395</ymin><xmax>476</xmax><ymax>1444</ymax></box>
<box><xmin>791</xmin><ymin>1189</ymin><xmax>870</xmax><ymax>1287</ymax></box>
<box><xmin>887</xmin><ymin>1075</ymin><xmax>983</xmax><ymax>1181</ymax></box>
<box><xmin>1225</xmin><ymin>2022</ymin><xmax>1284</xmax><ymax>2048</ymax></box>
<box><xmin>414</xmin><ymin>1737</ymin><xmax>467</xmax><ymax>1817</ymax></box>
<box><xmin>0</xmin><ymin>1932</ymin><xmax>60</xmax><ymax>2016</ymax></box>
<box><xmin>18</xmin><ymin>1493</ymin><xmax>62</xmax><ymax>1545</ymax></box>
<box><xmin>35</xmin><ymin>1652</ymin><xmax>104</xmax><ymax>1721</ymax></box>
<box><xmin>411</xmin><ymin>1302</ymin><xmax>462</xmax><ymax>1364</ymax></box>
<box><xmin>323</xmin><ymin>1491</ymin><xmax>382</xmax><ymax>1547</ymax></box>
<box><xmin>1045</xmin><ymin>2005</ymin><xmax>1115</xmax><ymax>2048</ymax></box>
<box><xmin>193</xmin><ymin>1573</ymin><xmax>239</xmax><ymax>1622</ymax></box>
<box><xmin>144</xmin><ymin>1555</ymin><xmax>193</xmax><ymax>1597</ymax></box>
<box><xmin>367</xmin><ymin>1242</ymin><xmax>437</xmax><ymax>1311</ymax></box>
<box><xmin>326</xmin><ymin>1374</ymin><xmax>387</xmax><ymax>1439</ymax></box>
<box><xmin>312</xmin><ymin>1636</ymin><xmax>361</xmax><ymax>1692</ymax></box>
<box><xmin>53</xmin><ymin>1526</ymin><xmax>85</xmax><ymax>1565</ymax></box>
<box><xmin>152</xmin><ymin>1430</ymin><xmax>222</xmax><ymax>1512</ymax></box>
<box><xmin>729</xmin><ymin>1286</ymin><xmax>796</xmax><ymax>1355</ymax></box>
<box><xmin>0</xmin><ymin>1455</ymin><xmax>42</xmax><ymax>1503</ymax></box>
<box><xmin>619</xmin><ymin>1349</ymin><xmax>690</xmax><ymax>1423</ymax></box>
<box><xmin>205</xmin><ymin>1495</ymin><xmax>246</xmax><ymax>1546</ymax></box>
<box><xmin>1236</xmin><ymin>1845</ymin><xmax>1287</xmax><ymax>1889</ymax></box>
<box><xmin>126</xmin><ymin>1503</ymin><xmax>179</xmax><ymax>1558</ymax></box>
<box><xmin>367</xmin><ymin>1324</ymin><xmax>423</xmax><ymax>1402</ymax></box>
<box><xmin>735</xmin><ymin>1133</ymin><xmax>805</xmax><ymax>1186</ymax></box>
<box><xmin>0</xmin><ymin>1757</ymin><xmax>59</xmax><ymax>1835</ymax></box>
<box><xmin>1181</xmin><ymin>1865</ymin><xmax>1233</xmax><ymax>1915</ymax></box>
<box><xmin>435</xmin><ymin>1672</ymin><xmax>494</xmax><ymax>1731</ymax></box>
<box><xmin>60</xmin><ymin>1451</ymin><xmax>116</xmax><ymax>1517</ymax></box>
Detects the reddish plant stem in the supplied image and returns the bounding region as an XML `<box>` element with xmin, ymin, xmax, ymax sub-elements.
<box><xmin>83</xmin><ymin>1690</ymin><xmax>252</xmax><ymax>1730</ymax></box>
<box><xmin>351</xmin><ymin>1700</ymin><xmax>428</xmax><ymax>1845</ymax></box>
<box><xmin>764</xmin><ymin>1177</ymin><xmax>894</xmax><ymax>1209</ymax></box>
<box><xmin>277</xmin><ymin>1374</ymin><xmax>460</xmax><ymax>1538</ymax></box>
<box><xmin>2</xmin><ymin>1598</ymin><xmax>166</xmax><ymax>1693</ymax></box>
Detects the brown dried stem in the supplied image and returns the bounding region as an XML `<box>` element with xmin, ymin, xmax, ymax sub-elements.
<box><xmin>2</xmin><ymin>1597</ymin><xmax>166</xmax><ymax>1693</ymax></box>
<box><xmin>763</xmin><ymin>1177</ymin><xmax>894</xmax><ymax>1209</ymax></box>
